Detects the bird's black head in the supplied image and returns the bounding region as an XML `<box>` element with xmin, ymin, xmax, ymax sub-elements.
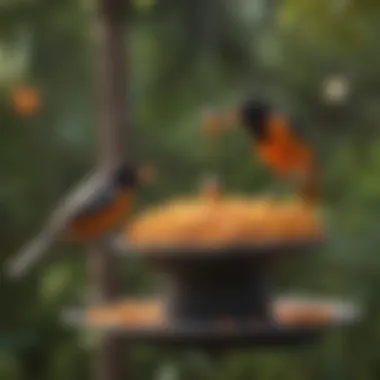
<box><xmin>114</xmin><ymin>164</ymin><xmax>137</xmax><ymax>188</ymax></box>
<box><xmin>239</xmin><ymin>99</ymin><xmax>271</xmax><ymax>140</ymax></box>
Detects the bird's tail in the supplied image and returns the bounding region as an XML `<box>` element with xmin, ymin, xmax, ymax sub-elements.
<box><xmin>5</xmin><ymin>233</ymin><xmax>56</xmax><ymax>279</ymax></box>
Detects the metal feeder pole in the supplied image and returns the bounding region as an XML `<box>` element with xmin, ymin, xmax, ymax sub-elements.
<box><xmin>90</xmin><ymin>0</ymin><xmax>133</xmax><ymax>379</ymax></box>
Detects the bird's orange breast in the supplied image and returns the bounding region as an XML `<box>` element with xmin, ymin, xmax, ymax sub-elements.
<box><xmin>67</xmin><ymin>191</ymin><xmax>134</xmax><ymax>241</ymax></box>
<box><xmin>255</xmin><ymin>116</ymin><xmax>313</xmax><ymax>176</ymax></box>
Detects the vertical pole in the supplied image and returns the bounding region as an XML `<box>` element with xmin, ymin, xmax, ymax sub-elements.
<box><xmin>90</xmin><ymin>0</ymin><xmax>133</xmax><ymax>379</ymax></box>
<box><xmin>96</xmin><ymin>0</ymin><xmax>134</xmax><ymax>170</ymax></box>
<box><xmin>88</xmin><ymin>243</ymin><xmax>127</xmax><ymax>380</ymax></box>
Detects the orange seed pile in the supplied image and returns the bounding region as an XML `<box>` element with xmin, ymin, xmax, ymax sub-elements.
<box><xmin>85</xmin><ymin>299</ymin><xmax>335</xmax><ymax>329</ymax></box>
<box><xmin>124</xmin><ymin>193</ymin><xmax>323</xmax><ymax>248</ymax></box>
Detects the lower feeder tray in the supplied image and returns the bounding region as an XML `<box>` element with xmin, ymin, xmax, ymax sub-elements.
<box><xmin>63</xmin><ymin>297</ymin><xmax>360</xmax><ymax>349</ymax></box>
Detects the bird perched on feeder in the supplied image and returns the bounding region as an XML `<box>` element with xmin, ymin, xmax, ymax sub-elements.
<box><xmin>6</xmin><ymin>163</ymin><xmax>155</xmax><ymax>279</ymax></box>
<box><xmin>202</xmin><ymin>99</ymin><xmax>319</xmax><ymax>204</ymax></box>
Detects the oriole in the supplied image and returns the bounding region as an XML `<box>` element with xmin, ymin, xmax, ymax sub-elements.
<box><xmin>6</xmin><ymin>163</ymin><xmax>155</xmax><ymax>278</ymax></box>
<box><xmin>203</xmin><ymin>99</ymin><xmax>319</xmax><ymax>203</ymax></box>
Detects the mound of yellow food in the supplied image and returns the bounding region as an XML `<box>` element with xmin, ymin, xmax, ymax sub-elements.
<box><xmin>124</xmin><ymin>192</ymin><xmax>323</xmax><ymax>248</ymax></box>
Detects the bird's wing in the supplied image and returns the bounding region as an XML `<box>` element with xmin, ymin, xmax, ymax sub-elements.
<box><xmin>70</xmin><ymin>186</ymin><xmax>118</xmax><ymax>220</ymax></box>
<box><xmin>6</xmin><ymin>169</ymin><xmax>111</xmax><ymax>279</ymax></box>
<box><xmin>47</xmin><ymin>169</ymin><xmax>111</xmax><ymax>229</ymax></box>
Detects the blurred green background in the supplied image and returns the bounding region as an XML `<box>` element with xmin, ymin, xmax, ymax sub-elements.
<box><xmin>1</xmin><ymin>0</ymin><xmax>380</xmax><ymax>379</ymax></box>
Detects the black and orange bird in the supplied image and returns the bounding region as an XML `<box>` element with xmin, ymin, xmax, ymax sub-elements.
<box><xmin>202</xmin><ymin>99</ymin><xmax>319</xmax><ymax>203</ymax></box>
<box><xmin>6</xmin><ymin>163</ymin><xmax>155</xmax><ymax>278</ymax></box>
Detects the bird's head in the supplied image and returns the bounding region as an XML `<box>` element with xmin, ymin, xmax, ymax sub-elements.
<box><xmin>115</xmin><ymin>164</ymin><xmax>137</xmax><ymax>188</ymax></box>
<box><xmin>239</xmin><ymin>99</ymin><xmax>271</xmax><ymax>140</ymax></box>
<box><xmin>201</xmin><ymin>98</ymin><xmax>271</xmax><ymax>140</ymax></box>
<box><xmin>115</xmin><ymin>164</ymin><xmax>156</xmax><ymax>188</ymax></box>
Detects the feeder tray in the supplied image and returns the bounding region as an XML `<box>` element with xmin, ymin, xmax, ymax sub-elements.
<box><xmin>123</xmin><ymin>193</ymin><xmax>324</xmax><ymax>251</ymax></box>
<box><xmin>111</xmin><ymin>192</ymin><xmax>331</xmax><ymax>346</ymax></box>
<box><xmin>120</xmin><ymin>192</ymin><xmax>325</xmax><ymax>325</ymax></box>
<box><xmin>64</xmin><ymin>297</ymin><xmax>360</xmax><ymax>349</ymax></box>
<box><xmin>120</xmin><ymin>238</ymin><xmax>324</xmax><ymax>262</ymax></box>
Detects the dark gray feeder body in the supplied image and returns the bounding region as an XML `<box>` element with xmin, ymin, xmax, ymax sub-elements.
<box><xmin>162</xmin><ymin>255</ymin><xmax>272</xmax><ymax>323</ymax></box>
<box><xmin>114</xmin><ymin>239</ymin><xmax>326</xmax><ymax>348</ymax></box>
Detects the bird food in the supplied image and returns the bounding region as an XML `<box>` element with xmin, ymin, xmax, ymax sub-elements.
<box><xmin>84</xmin><ymin>298</ymin><xmax>338</xmax><ymax>329</ymax></box>
<box><xmin>124</xmin><ymin>193</ymin><xmax>323</xmax><ymax>249</ymax></box>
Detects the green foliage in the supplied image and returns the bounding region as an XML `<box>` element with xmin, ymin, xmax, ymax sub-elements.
<box><xmin>1</xmin><ymin>0</ymin><xmax>380</xmax><ymax>379</ymax></box>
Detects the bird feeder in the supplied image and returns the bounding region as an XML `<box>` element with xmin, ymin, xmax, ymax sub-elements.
<box><xmin>65</xmin><ymin>179</ymin><xmax>360</xmax><ymax>349</ymax></box>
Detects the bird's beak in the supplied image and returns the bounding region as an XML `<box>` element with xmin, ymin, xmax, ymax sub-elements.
<box><xmin>137</xmin><ymin>165</ymin><xmax>157</xmax><ymax>184</ymax></box>
<box><xmin>201</xmin><ymin>108</ymin><xmax>241</xmax><ymax>137</ymax></box>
